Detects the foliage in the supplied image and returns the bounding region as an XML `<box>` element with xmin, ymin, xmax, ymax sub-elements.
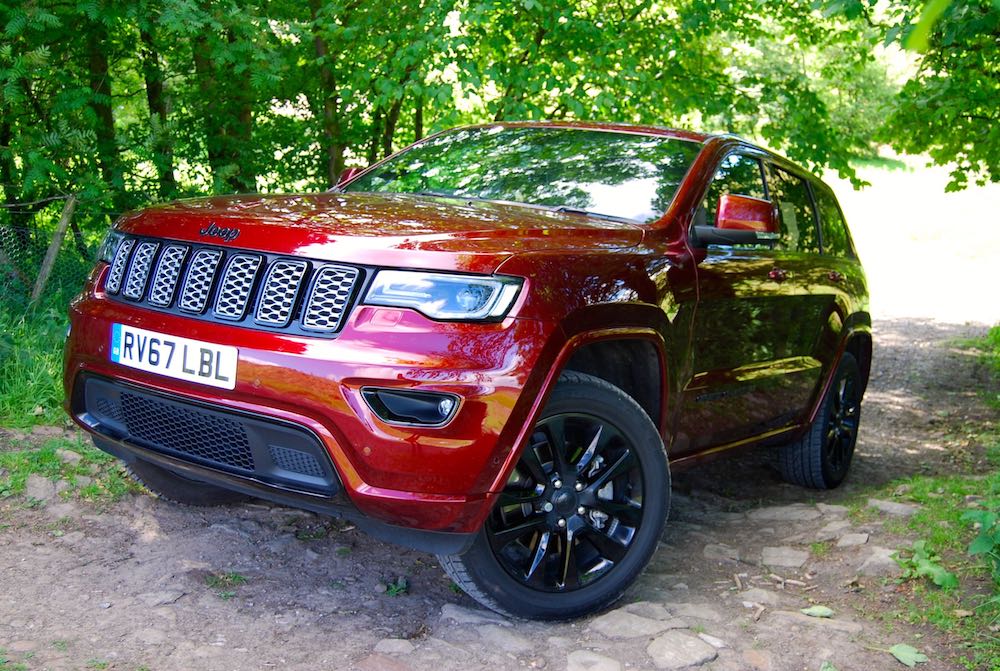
<box><xmin>894</xmin><ymin>539</ymin><xmax>960</xmax><ymax>589</ymax></box>
<box><xmin>0</xmin><ymin>302</ymin><xmax>69</xmax><ymax>427</ymax></box>
<box><xmin>963</xmin><ymin>507</ymin><xmax>1000</xmax><ymax>590</ymax></box>
<box><xmin>889</xmin><ymin>643</ymin><xmax>929</xmax><ymax>668</ymax></box>
<box><xmin>1</xmin><ymin>0</ymin><xmax>902</xmax><ymax>254</ymax></box>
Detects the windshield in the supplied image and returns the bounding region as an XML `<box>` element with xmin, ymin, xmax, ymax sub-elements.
<box><xmin>343</xmin><ymin>126</ymin><xmax>702</xmax><ymax>223</ymax></box>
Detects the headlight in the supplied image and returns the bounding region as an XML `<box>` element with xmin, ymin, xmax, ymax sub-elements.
<box><xmin>97</xmin><ymin>230</ymin><xmax>124</xmax><ymax>264</ymax></box>
<box><xmin>363</xmin><ymin>270</ymin><xmax>522</xmax><ymax>321</ymax></box>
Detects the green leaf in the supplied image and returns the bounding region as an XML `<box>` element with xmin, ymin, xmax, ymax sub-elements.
<box><xmin>800</xmin><ymin>605</ymin><xmax>834</xmax><ymax>618</ymax></box>
<box><xmin>903</xmin><ymin>0</ymin><xmax>953</xmax><ymax>53</ymax></box>
<box><xmin>889</xmin><ymin>643</ymin><xmax>929</xmax><ymax>667</ymax></box>
<box><xmin>819</xmin><ymin>663</ymin><xmax>839</xmax><ymax>671</ymax></box>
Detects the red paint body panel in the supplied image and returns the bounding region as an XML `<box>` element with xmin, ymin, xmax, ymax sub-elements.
<box><xmin>63</xmin><ymin>122</ymin><xmax>871</xmax><ymax>540</ymax></box>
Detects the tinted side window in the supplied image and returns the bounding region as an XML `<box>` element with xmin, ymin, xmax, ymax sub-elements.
<box><xmin>764</xmin><ymin>165</ymin><xmax>820</xmax><ymax>253</ymax></box>
<box><xmin>702</xmin><ymin>154</ymin><xmax>766</xmax><ymax>226</ymax></box>
<box><xmin>813</xmin><ymin>186</ymin><xmax>853</xmax><ymax>257</ymax></box>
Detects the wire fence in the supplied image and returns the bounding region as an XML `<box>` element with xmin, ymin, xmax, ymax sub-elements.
<box><xmin>1</xmin><ymin>197</ymin><xmax>99</xmax><ymax>317</ymax></box>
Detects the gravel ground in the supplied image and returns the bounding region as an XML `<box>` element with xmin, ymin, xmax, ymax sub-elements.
<box><xmin>1</xmin><ymin>316</ymin><xmax>995</xmax><ymax>671</ymax></box>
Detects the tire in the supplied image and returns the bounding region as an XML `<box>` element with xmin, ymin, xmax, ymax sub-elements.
<box><xmin>778</xmin><ymin>352</ymin><xmax>862</xmax><ymax>489</ymax></box>
<box><xmin>438</xmin><ymin>371</ymin><xmax>670</xmax><ymax>620</ymax></box>
<box><xmin>126</xmin><ymin>457</ymin><xmax>251</xmax><ymax>506</ymax></box>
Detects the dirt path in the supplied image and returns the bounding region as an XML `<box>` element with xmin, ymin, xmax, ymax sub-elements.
<box><xmin>1</xmin><ymin>318</ymin><xmax>994</xmax><ymax>671</ymax></box>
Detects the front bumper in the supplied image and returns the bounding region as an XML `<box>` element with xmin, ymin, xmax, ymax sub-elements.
<box><xmin>64</xmin><ymin>270</ymin><xmax>555</xmax><ymax>539</ymax></box>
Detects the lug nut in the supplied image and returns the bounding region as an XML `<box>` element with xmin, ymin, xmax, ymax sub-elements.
<box><xmin>577</xmin><ymin>506</ymin><xmax>586</xmax><ymax>515</ymax></box>
<box><xmin>553</xmin><ymin>479</ymin><xmax>562</xmax><ymax>489</ymax></box>
<box><xmin>543</xmin><ymin>502</ymin><xmax>554</xmax><ymax>512</ymax></box>
<box><xmin>574</xmin><ymin>482</ymin><xmax>584</xmax><ymax>491</ymax></box>
<box><xmin>557</xmin><ymin>518</ymin><xmax>566</xmax><ymax>527</ymax></box>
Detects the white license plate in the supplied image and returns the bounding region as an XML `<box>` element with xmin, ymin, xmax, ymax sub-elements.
<box><xmin>110</xmin><ymin>323</ymin><xmax>238</xmax><ymax>390</ymax></box>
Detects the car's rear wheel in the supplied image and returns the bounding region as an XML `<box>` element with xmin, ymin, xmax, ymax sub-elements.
<box><xmin>438</xmin><ymin>372</ymin><xmax>670</xmax><ymax>619</ymax></box>
<box><xmin>126</xmin><ymin>457</ymin><xmax>251</xmax><ymax>506</ymax></box>
<box><xmin>778</xmin><ymin>352</ymin><xmax>862</xmax><ymax>489</ymax></box>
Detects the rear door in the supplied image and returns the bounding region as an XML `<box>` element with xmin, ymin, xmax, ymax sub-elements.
<box><xmin>674</xmin><ymin>154</ymin><xmax>830</xmax><ymax>456</ymax></box>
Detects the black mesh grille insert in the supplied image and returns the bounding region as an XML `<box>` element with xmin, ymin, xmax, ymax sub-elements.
<box><xmin>269</xmin><ymin>445</ymin><xmax>324</xmax><ymax>477</ymax></box>
<box><xmin>120</xmin><ymin>391</ymin><xmax>254</xmax><ymax>472</ymax></box>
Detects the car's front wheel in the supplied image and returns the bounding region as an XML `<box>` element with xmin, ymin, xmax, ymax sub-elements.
<box><xmin>439</xmin><ymin>372</ymin><xmax>670</xmax><ymax>619</ymax></box>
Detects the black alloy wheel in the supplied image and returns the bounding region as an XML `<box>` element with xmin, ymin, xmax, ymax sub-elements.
<box><xmin>438</xmin><ymin>372</ymin><xmax>670</xmax><ymax>619</ymax></box>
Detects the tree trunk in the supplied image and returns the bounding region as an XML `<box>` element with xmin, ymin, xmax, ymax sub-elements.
<box><xmin>414</xmin><ymin>93</ymin><xmax>423</xmax><ymax>141</ymax></box>
<box><xmin>0</xmin><ymin>119</ymin><xmax>32</xmax><ymax>247</ymax></box>
<box><xmin>139</xmin><ymin>28</ymin><xmax>177</xmax><ymax>200</ymax></box>
<box><xmin>309</xmin><ymin>0</ymin><xmax>345</xmax><ymax>185</ymax></box>
<box><xmin>382</xmin><ymin>96</ymin><xmax>403</xmax><ymax>158</ymax></box>
<box><xmin>86</xmin><ymin>24</ymin><xmax>126</xmax><ymax>212</ymax></box>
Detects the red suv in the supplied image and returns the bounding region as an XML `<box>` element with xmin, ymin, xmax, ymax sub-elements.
<box><xmin>64</xmin><ymin>122</ymin><xmax>870</xmax><ymax>619</ymax></box>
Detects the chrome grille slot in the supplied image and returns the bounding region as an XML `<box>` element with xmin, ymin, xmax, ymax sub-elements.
<box><xmin>123</xmin><ymin>241</ymin><xmax>159</xmax><ymax>300</ymax></box>
<box><xmin>148</xmin><ymin>244</ymin><xmax>188</xmax><ymax>307</ymax></box>
<box><xmin>255</xmin><ymin>260</ymin><xmax>307</xmax><ymax>326</ymax></box>
<box><xmin>213</xmin><ymin>254</ymin><xmax>261</xmax><ymax>320</ymax></box>
<box><xmin>105</xmin><ymin>238</ymin><xmax>135</xmax><ymax>294</ymax></box>
<box><xmin>302</xmin><ymin>265</ymin><xmax>359</xmax><ymax>332</ymax></box>
<box><xmin>179</xmin><ymin>249</ymin><xmax>224</xmax><ymax>313</ymax></box>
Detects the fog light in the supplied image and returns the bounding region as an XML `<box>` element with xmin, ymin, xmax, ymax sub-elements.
<box><xmin>361</xmin><ymin>388</ymin><xmax>460</xmax><ymax>427</ymax></box>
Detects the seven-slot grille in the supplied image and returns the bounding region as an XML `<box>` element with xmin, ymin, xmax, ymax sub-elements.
<box><xmin>104</xmin><ymin>235</ymin><xmax>361</xmax><ymax>336</ymax></box>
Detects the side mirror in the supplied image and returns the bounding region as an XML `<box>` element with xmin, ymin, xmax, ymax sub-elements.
<box><xmin>336</xmin><ymin>166</ymin><xmax>362</xmax><ymax>187</ymax></box>
<box><xmin>691</xmin><ymin>194</ymin><xmax>779</xmax><ymax>247</ymax></box>
<box><xmin>716</xmin><ymin>194</ymin><xmax>777</xmax><ymax>232</ymax></box>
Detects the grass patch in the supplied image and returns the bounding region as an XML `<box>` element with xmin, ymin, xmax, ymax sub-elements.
<box><xmin>206</xmin><ymin>571</ymin><xmax>248</xmax><ymax>600</ymax></box>
<box><xmin>0</xmin><ymin>435</ymin><xmax>141</xmax><ymax>504</ymax></box>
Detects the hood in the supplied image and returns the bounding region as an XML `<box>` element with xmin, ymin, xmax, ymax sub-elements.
<box><xmin>115</xmin><ymin>193</ymin><xmax>645</xmax><ymax>275</ymax></box>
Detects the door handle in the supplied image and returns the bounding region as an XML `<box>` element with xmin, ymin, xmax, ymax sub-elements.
<box><xmin>827</xmin><ymin>270</ymin><xmax>845</xmax><ymax>283</ymax></box>
<box><xmin>767</xmin><ymin>267</ymin><xmax>788</xmax><ymax>282</ymax></box>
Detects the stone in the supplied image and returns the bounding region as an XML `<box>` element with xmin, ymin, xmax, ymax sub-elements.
<box><xmin>374</xmin><ymin>638</ymin><xmax>415</xmax><ymax>655</ymax></box>
<box><xmin>567</xmin><ymin>650</ymin><xmax>622</xmax><ymax>671</ymax></box>
<box><xmin>836</xmin><ymin>533</ymin><xmax>869</xmax><ymax>547</ymax></box>
<box><xmin>868</xmin><ymin>499</ymin><xmax>920</xmax><ymax>517</ymax></box>
<box><xmin>814</xmin><ymin>520</ymin><xmax>852</xmax><ymax>542</ymax></box>
<box><xmin>857</xmin><ymin>546</ymin><xmax>902</xmax><ymax>577</ymax></box>
<box><xmin>769</xmin><ymin>610</ymin><xmax>864</xmax><ymax>634</ymax></box>
<box><xmin>138</xmin><ymin>591</ymin><xmax>186</xmax><ymax>608</ymax></box>
<box><xmin>440</xmin><ymin>603</ymin><xmax>508</xmax><ymax>626</ymax></box>
<box><xmin>703</xmin><ymin>543</ymin><xmax>740</xmax><ymax>562</ymax></box>
<box><xmin>739</xmin><ymin>588</ymin><xmax>783</xmax><ymax>607</ymax></box>
<box><xmin>56</xmin><ymin>448</ymin><xmax>82</xmax><ymax>465</ymax></box>
<box><xmin>477</xmin><ymin>624</ymin><xmax>532</xmax><ymax>654</ymax></box>
<box><xmin>671</xmin><ymin>603</ymin><xmax>722</xmax><ymax>622</ymax></box>
<box><xmin>25</xmin><ymin>474</ymin><xmax>56</xmax><ymax>502</ymax></box>
<box><xmin>761</xmin><ymin>546</ymin><xmax>809</xmax><ymax>568</ymax></box>
<box><xmin>135</xmin><ymin>628</ymin><xmax>168</xmax><ymax>645</ymax></box>
<box><xmin>697</xmin><ymin>632</ymin><xmax>727</xmax><ymax>648</ymax></box>
<box><xmin>816</xmin><ymin>503</ymin><xmax>848</xmax><ymax>517</ymax></box>
<box><xmin>75</xmin><ymin>475</ymin><xmax>93</xmax><ymax>487</ymax></box>
<box><xmin>589</xmin><ymin>609</ymin><xmax>678</xmax><ymax>639</ymax></box>
<box><xmin>647</xmin><ymin>631</ymin><xmax>718</xmax><ymax>669</ymax></box>
<box><xmin>742</xmin><ymin>649</ymin><xmax>773</xmax><ymax>671</ymax></box>
<box><xmin>747</xmin><ymin>504</ymin><xmax>822</xmax><ymax>522</ymax></box>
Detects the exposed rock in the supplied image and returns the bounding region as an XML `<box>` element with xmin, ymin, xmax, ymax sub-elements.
<box><xmin>813</xmin><ymin>520</ymin><xmax>852</xmax><ymax>541</ymax></box>
<box><xmin>739</xmin><ymin>587</ymin><xmax>784</xmax><ymax>607</ymax></box>
<box><xmin>374</xmin><ymin>638</ymin><xmax>415</xmax><ymax>655</ymax></box>
<box><xmin>623</xmin><ymin>601</ymin><xmax>682</xmax><ymax>622</ymax></box>
<box><xmin>761</xmin><ymin>546</ymin><xmax>809</xmax><ymax>568</ymax></box>
<box><xmin>703</xmin><ymin>543</ymin><xmax>740</xmax><ymax>562</ymax></box>
<box><xmin>697</xmin><ymin>632</ymin><xmax>727</xmax><ymax>648</ymax></box>
<box><xmin>566</xmin><ymin>650</ymin><xmax>622</xmax><ymax>671</ymax></box>
<box><xmin>134</xmin><ymin>628</ymin><xmax>168</xmax><ymax>645</ymax></box>
<box><xmin>56</xmin><ymin>448</ymin><xmax>82</xmax><ymax>465</ymax></box>
<box><xmin>769</xmin><ymin>610</ymin><xmax>864</xmax><ymax>634</ymax></box>
<box><xmin>857</xmin><ymin>546</ymin><xmax>902</xmax><ymax>577</ymax></box>
<box><xmin>836</xmin><ymin>533</ymin><xmax>869</xmax><ymax>547</ymax></box>
<box><xmin>25</xmin><ymin>474</ymin><xmax>57</xmax><ymax>502</ymax></box>
<box><xmin>647</xmin><ymin>631</ymin><xmax>718</xmax><ymax>669</ymax></box>
<box><xmin>868</xmin><ymin>498</ymin><xmax>920</xmax><ymax>517</ymax></box>
<box><xmin>671</xmin><ymin>603</ymin><xmax>722</xmax><ymax>622</ymax></box>
<box><xmin>816</xmin><ymin>503</ymin><xmax>848</xmax><ymax>517</ymax></box>
<box><xmin>355</xmin><ymin>653</ymin><xmax>412</xmax><ymax>671</ymax></box>
<box><xmin>747</xmin><ymin>504</ymin><xmax>822</xmax><ymax>522</ymax></box>
<box><xmin>477</xmin><ymin>625</ymin><xmax>532</xmax><ymax>654</ymax></box>
<box><xmin>589</xmin><ymin>609</ymin><xmax>679</xmax><ymax>639</ymax></box>
<box><xmin>440</xmin><ymin>603</ymin><xmax>508</xmax><ymax>626</ymax></box>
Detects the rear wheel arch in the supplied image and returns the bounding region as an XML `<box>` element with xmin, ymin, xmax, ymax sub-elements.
<box><xmin>844</xmin><ymin>330</ymin><xmax>872</xmax><ymax>394</ymax></box>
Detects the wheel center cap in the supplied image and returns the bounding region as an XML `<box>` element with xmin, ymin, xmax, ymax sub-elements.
<box><xmin>552</xmin><ymin>490</ymin><xmax>577</xmax><ymax>515</ymax></box>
